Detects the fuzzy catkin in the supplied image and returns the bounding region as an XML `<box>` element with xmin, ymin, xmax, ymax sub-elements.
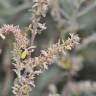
<box><xmin>0</xmin><ymin>0</ymin><xmax>81</xmax><ymax>96</ymax></box>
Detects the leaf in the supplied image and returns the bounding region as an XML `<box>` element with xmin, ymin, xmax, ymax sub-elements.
<box><xmin>60</xmin><ymin>0</ymin><xmax>76</xmax><ymax>18</ymax></box>
<box><xmin>77</xmin><ymin>1</ymin><xmax>96</xmax><ymax>30</ymax></box>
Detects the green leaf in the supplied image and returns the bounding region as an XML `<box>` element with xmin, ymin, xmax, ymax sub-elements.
<box><xmin>77</xmin><ymin>2</ymin><xmax>96</xmax><ymax>30</ymax></box>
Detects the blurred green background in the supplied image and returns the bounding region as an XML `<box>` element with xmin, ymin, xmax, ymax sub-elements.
<box><xmin>0</xmin><ymin>0</ymin><xmax>96</xmax><ymax>96</ymax></box>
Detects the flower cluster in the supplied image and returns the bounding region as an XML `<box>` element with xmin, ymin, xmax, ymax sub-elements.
<box><xmin>0</xmin><ymin>26</ymin><xmax>80</xmax><ymax>96</ymax></box>
<box><xmin>11</xmin><ymin>33</ymin><xmax>79</xmax><ymax>95</ymax></box>
<box><xmin>33</xmin><ymin>34</ymin><xmax>80</xmax><ymax>69</ymax></box>
<box><xmin>0</xmin><ymin>0</ymin><xmax>80</xmax><ymax>96</ymax></box>
<box><xmin>0</xmin><ymin>24</ymin><xmax>28</xmax><ymax>48</ymax></box>
<box><xmin>32</xmin><ymin>0</ymin><xmax>48</xmax><ymax>17</ymax></box>
<box><xmin>30</xmin><ymin>0</ymin><xmax>48</xmax><ymax>44</ymax></box>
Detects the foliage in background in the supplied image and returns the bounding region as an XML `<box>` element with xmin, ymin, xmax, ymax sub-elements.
<box><xmin>0</xmin><ymin>0</ymin><xmax>96</xmax><ymax>96</ymax></box>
